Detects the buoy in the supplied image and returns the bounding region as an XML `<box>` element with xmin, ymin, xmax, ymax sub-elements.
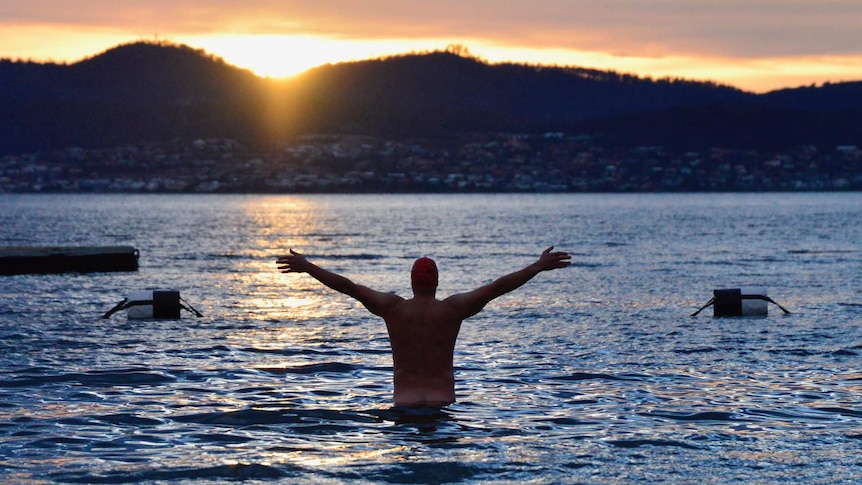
<box><xmin>102</xmin><ymin>290</ymin><xmax>203</xmax><ymax>319</ymax></box>
<box><xmin>691</xmin><ymin>287</ymin><xmax>790</xmax><ymax>317</ymax></box>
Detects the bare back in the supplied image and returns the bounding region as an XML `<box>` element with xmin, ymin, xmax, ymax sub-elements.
<box><xmin>383</xmin><ymin>296</ymin><xmax>464</xmax><ymax>407</ymax></box>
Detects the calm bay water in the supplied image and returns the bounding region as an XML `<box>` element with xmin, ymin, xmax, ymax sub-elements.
<box><xmin>1</xmin><ymin>192</ymin><xmax>861</xmax><ymax>484</ymax></box>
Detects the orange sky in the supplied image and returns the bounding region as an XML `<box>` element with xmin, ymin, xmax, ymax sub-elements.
<box><xmin>2</xmin><ymin>1</ymin><xmax>861</xmax><ymax>93</ymax></box>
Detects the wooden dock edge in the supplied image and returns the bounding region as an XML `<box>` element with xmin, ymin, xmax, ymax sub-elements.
<box><xmin>0</xmin><ymin>246</ymin><xmax>139</xmax><ymax>275</ymax></box>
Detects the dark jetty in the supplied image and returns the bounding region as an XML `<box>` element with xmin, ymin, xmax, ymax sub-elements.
<box><xmin>0</xmin><ymin>246</ymin><xmax>139</xmax><ymax>275</ymax></box>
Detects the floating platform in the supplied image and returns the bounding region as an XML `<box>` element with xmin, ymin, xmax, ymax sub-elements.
<box><xmin>0</xmin><ymin>246</ymin><xmax>139</xmax><ymax>275</ymax></box>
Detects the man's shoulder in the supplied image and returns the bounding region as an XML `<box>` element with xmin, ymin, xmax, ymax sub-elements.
<box><xmin>442</xmin><ymin>286</ymin><xmax>492</xmax><ymax>304</ymax></box>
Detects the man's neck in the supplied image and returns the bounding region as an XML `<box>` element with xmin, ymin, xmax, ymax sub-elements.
<box><xmin>411</xmin><ymin>287</ymin><xmax>437</xmax><ymax>299</ymax></box>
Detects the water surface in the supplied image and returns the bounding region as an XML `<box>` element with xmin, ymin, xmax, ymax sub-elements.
<box><xmin>1</xmin><ymin>193</ymin><xmax>861</xmax><ymax>483</ymax></box>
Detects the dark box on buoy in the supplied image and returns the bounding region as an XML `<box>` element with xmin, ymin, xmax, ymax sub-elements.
<box><xmin>713</xmin><ymin>288</ymin><xmax>768</xmax><ymax>316</ymax></box>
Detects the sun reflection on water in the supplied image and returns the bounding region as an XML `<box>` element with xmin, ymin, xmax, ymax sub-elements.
<box><xmin>211</xmin><ymin>195</ymin><xmax>342</xmax><ymax>323</ymax></box>
<box><xmin>266</xmin><ymin>443</ymin><xmax>411</xmax><ymax>469</ymax></box>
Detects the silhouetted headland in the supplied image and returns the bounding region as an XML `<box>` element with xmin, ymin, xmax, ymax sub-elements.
<box><xmin>1</xmin><ymin>41</ymin><xmax>860</xmax><ymax>192</ymax></box>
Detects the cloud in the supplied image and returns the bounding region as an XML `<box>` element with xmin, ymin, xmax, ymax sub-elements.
<box><xmin>2</xmin><ymin>0</ymin><xmax>861</xmax><ymax>60</ymax></box>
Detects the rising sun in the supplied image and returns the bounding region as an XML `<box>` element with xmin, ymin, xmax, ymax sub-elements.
<box><xmin>190</xmin><ymin>34</ymin><xmax>441</xmax><ymax>79</ymax></box>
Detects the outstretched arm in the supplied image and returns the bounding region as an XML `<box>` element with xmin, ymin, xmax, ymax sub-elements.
<box><xmin>276</xmin><ymin>249</ymin><xmax>402</xmax><ymax>317</ymax></box>
<box><xmin>444</xmin><ymin>246</ymin><xmax>571</xmax><ymax>318</ymax></box>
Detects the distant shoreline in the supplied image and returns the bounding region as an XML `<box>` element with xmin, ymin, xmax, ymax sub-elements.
<box><xmin>3</xmin><ymin>134</ymin><xmax>860</xmax><ymax>193</ymax></box>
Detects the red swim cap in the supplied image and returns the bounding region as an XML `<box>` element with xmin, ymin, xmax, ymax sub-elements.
<box><xmin>411</xmin><ymin>257</ymin><xmax>438</xmax><ymax>288</ymax></box>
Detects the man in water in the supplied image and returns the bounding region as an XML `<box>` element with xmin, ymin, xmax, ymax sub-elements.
<box><xmin>276</xmin><ymin>246</ymin><xmax>571</xmax><ymax>407</ymax></box>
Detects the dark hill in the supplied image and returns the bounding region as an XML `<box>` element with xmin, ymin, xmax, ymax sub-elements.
<box><xmin>1</xmin><ymin>41</ymin><xmax>860</xmax><ymax>155</ymax></box>
<box><xmin>4</xmin><ymin>42</ymin><xmax>263</xmax><ymax>103</ymax></box>
<box><xmin>759</xmin><ymin>81</ymin><xmax>862</xmax><ymax>111</ymax></box>
<box><xmin>285</xmin><ymin>51</ymin><xmax>751</xmax><ymax>136</ymax></box>
<box><xmin>0</xmin><ymin>42</ymin><xmax>271</xmax><ymax>154</ymax></box>
<box><xmin>69</xmin><ymin>41</ymin><xmax>264</xmax><ymax>103</ymax></box>
<box><xmin>584</xmin><ymin>103</ymin><xmax>860</xmax><ymax>151</ymax></box>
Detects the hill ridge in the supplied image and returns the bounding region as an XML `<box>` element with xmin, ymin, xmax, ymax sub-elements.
<box><xmin>1</xmin><ymin>41</ymin><xmax>860</xmax><ymax>155</ymax></box>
